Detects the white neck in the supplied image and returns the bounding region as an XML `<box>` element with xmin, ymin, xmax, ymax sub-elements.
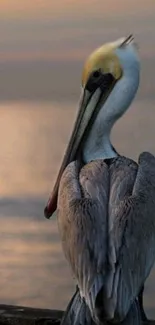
<box><xmin>82</xmin><ymin>45</ymin><xmax>140</xmax><ymax>164</ymax></box>
<box><xmin>82</xmin><ymin>115</ymin><xmax>117</xmax><ymax>163</ymax></box>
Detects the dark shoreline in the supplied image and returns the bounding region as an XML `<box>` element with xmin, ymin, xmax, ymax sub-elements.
<box><xmin>0</xmin><ymin>304</ymin><xmax>154</xmax><ymax>325</ymax></box>
<box><xmin>0</xmin><ymin>304</ymin><xmax>63</xmax><ymax>324</ymax></box>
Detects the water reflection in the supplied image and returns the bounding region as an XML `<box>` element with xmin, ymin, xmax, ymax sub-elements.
<box><xmin>0</xmin><ymin>101</ymin><xmax>154</xmax><ymax>317</ymax></box>
<box><xmin>0</xmin><ymin>214</ymin><xmax>74</xmax><ymax>309</ymax></box>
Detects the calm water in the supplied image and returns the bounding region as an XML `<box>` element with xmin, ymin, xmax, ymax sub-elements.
<box><xmin>0</xmin><ymin>100</ymin><xmax>155</xmax><ymax>317</ymax></box>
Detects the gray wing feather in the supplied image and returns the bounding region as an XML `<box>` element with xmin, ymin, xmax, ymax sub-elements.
<box><xmin>58</xmin><ymin>160</ymin><xmax>109</xmax><ymax>319</ymax></box>
<box><xmin>60</xmin><ymin>288</ymin><xmax>96</xmax><ymax>325</ymax></box>
<box><xmin>106</xmin><ymin>152</ymin><xmax>155</xmax><ymax>320</ymax></box>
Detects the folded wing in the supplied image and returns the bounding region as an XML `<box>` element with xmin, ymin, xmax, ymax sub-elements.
<box><xmin>106</xmin><ymin>153</ymin><xmax>155</xmax><ymax>321</ymax></box>
<box><xmin>58</xmin><ymin>160</ymin><xmax>109</xmax><ymax>321</ymax></box>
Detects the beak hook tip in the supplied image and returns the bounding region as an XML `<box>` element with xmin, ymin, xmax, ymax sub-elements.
<box><xmin>44</xmin><ymin>206</ymin><xmax>51</xmax><ymax>219</ymax></box>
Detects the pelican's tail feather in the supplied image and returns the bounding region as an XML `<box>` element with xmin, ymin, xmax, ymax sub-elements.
<box><xmin>61</xmin><ymin>288</ymin><xmax>140</xmax><ymax>325</ymax></box>
<box><xmin>120</xmin><ymin>300</ymin><xmax>141</xmax><ymax>325</ymax></box>
<box><xmin>60</xmin><ymin>288</ymin><xmax>95</xmax><ymax>325</ymax></box>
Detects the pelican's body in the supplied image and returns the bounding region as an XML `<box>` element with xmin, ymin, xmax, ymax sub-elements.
<box><xmin>59</xmin><ymin>155</ymin><xmax>155</xmax><ymax>324</ymax></box>
<box><xmin>45</xmin><ymin>36</ymin><xmax>155</xmax><ymax>324</ymax></box>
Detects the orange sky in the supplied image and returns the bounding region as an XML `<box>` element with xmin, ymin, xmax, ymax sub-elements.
<box><xmin>0</xmin><ymin>0</ymin><xmax>154</xmax><ymax>18</ymax></box>
<box><xmin>0</xmin><ymin>0</ymin><xmax>155</xmax><ymax>101</ymax></box>
<box><xmin>0</xmin><ymin>0</ymin><xmax>154</xmax><ymax>62</ymax></box>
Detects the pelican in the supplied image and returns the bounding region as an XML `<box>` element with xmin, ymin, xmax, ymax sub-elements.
<box><xmin>44</xmin><ymin>35</ymin><xmax>155</xmax><ymax>324</ymax></box>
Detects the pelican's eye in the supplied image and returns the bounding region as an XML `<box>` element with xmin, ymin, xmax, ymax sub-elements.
<box><xmin>85</xmin><ymin>69</ymin><xmax>103</xmax><ymax>92</ymax></box>
<box><xmin>92</xmin><ymin>69</ymin><xmax>102</xmax><ymax>79</ymax></box>
<box><xmin>85</xmin><ymin>69</ymin><xmax>115</xmax><ymax>93</ymax></box>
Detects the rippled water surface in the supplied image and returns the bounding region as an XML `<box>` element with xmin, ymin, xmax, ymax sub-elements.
<box><xmin>0</xmin><ymin>100</ymin><xmax>155</xmax><ymax>317</ymax></box>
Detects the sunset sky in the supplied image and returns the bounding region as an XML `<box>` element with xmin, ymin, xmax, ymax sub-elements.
<box><xmin>0</xmin><ymin>0</ymin><xmax>155</xmax><ymax>101</ymax></box>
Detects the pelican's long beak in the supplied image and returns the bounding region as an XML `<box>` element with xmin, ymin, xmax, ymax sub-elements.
<box><xmin>44</xmin><ymin>72</ymin><xmax>118</xmax><ymax>218</ymax></box>
<box><xmin>44</xmin><ymin>35</ymin><xmax>133</xmax><ymax>218</ymax></box>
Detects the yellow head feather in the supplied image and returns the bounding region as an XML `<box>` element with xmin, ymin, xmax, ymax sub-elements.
<box><xmin>82</xmin><ymin>38</ymin><xmax>125</xmax><ymax>87</ymax></box>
